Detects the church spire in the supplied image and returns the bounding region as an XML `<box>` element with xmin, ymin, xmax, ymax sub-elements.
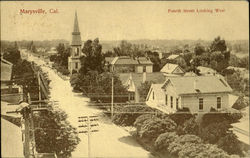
<box><xmin>71</xmin><ymin>11</ymin><xmax>82</xmax><ymax>46</ymax></box>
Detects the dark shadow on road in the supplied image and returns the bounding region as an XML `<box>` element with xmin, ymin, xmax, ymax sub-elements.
<box><xmin>118</xmin><ymin>135</ymin><xmax>142</xmax><ymax>148</ymax></box>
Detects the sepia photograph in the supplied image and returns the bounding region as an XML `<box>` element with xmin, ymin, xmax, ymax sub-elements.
<box><xmin>1</xmin><ymin>1</ymin><xmax>249</xmax><ymax>158</ymax></box>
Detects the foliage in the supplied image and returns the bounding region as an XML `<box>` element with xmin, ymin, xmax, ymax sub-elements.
<box><xmin>71</xmin><ymin>70</ymin><xmax>128</xmax><ymax>103</ymax></box>
<box><xmin>112</xmin><ymin>105</ymin><xmax>156</xmax><ymax>126</ymax></box>
<box><xmin>2</xmin><ymin>46</ymin><xmax>21</xmax><ymax>65</ymax></box>
<box><xmin>34</xmin><ymin>110</ymin><xmax>80</xmax><ymax>158</ymax></box>
<box><xmin>154</xmin><ymin>132</ymin><xmax>178</xmax><ymax>151</ymax></box>
<box><xmin>194</xmin><ymin>44</ymin><xmax>206</xmax><ymax>56</ymax></box>
<box><xmin>79</xmin><ymin>38</ymin><xmax>105</xmax><ymax>75</ymax></box>
<box><xmin>201</xmin><ymin>110</ymin><xmax>242</xmax><ymax>126</ymax></box>
<box><xmin>217</xmin><ymin>131</ymin><xmax>243</xmax><ymax>156</ymax></box>
<box><xmin>178</xmin><ymin>143</ymin><xmax>231</xmax><ymax>158</ymax></box>
<box><xmin>232</xmin><ymin>96</ymin><xmax>249</xmax><ymax>110</ymax></box>
<box><xmin>168</xmin><ymin>134</ymin><xmax>203</xmax><ymax>156</ymax></box>
<box><xmin>137</xmin><ymin>81</ymin><xmax>152</xmax><ymax>102</ymax></box>
<box><xmin>225</xmin><ymin>71</ymin><xmax>249</xmax><ymax>96</ymax></box>
<box><xmin>199</xmin><ymin>121</ymin><xmax>230</xmax><ymax>144</ymax></box>
<box><xmin>169</xmin><ymin>108</ymin><xmax>193</xmax><ymax>126</ymax></box>
<box><xmin>177</xmin><ymin>117</ymin><xmax>199</xmax><ymax>136</ymax></box>
<box><xmin>134</xmin><ymin>114</ymin><xmax>176</xmax><ymax>142</ymax></box>
<box><xmin>146</xmin><ymin>51</ymin><xmax>161</xmax><ymax>72</ymax></box>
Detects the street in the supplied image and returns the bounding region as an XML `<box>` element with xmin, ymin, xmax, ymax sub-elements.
<box><xmin>25</xmin><ymin>52</ymin><xmax>155</xmax><ymax>158</ymax></box>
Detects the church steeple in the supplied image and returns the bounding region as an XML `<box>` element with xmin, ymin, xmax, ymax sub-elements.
<box><xmin>71</xmin><ymin>11</ymin><xmax>82</xmax><ymax>46</ymax></box>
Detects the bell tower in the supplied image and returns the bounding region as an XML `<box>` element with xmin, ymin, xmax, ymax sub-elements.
<box><xmin>68</xmin><ymin>11</ymin><xmax>82</xmax><ymax>74</ymax></box>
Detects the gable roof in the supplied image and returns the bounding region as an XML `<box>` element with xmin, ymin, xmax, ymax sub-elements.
<box><xmin>167</xmin><ymin>54</ymin><xmax>180</xmax><ymax>60</ymax></box>
<box><xmin>162</xmin><ymin>75</ymin><xmax>232</xmax><ymax>95</ymax></box>
<box><xmin>112</xmin><ymin>56</ymin><xmax>138</xmax><ymax>65</ymax></box>
<box><xmin>119</xmin><ymin>72</ymin><xmax>166</xmax><ymax>88</ymax></box>
<box><xmin>1</xmin><ymin>58</ymin><xmax>13</xmax><ymax>81</ymax></box>
<box><xmin>160</xmin><ymin>63</ymin><xmax>185</xmax><ymax>74</ymax></box>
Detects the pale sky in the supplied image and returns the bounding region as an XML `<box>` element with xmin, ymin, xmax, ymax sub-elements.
<box><xmin>1</xmin><ymin>1</ymin><xmax>249</xmax><ymax>41</ymax></box>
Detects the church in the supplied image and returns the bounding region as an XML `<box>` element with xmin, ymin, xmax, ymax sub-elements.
<box><xmin>68</xmin><ymin>11</ymin><xmax>83</xmax><ymax>74</ymax></box>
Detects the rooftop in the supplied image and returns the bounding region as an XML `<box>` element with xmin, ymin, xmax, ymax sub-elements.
<box><xmin>160</xmin><ymin>63</ymin><xmax>184</xmax><ymax>74</ymax></box>
<box><xmin>119</xmin><ymin>72</ymin><xmax>166</xmax><ymax>88</ymax></box>
<box><xmin>167</xmin><ymin>54</ymin><xmax>180</xmax><ymax>60</ymax></box>
<box><xmin>162</xmin><ymin>75</ymin><xmax>233</xmax><ymax>95</ymax></box>
<box><xmin>1</xmin><ymin>58</ymin><xmax>13</xmax><ymax>81</ymax></box>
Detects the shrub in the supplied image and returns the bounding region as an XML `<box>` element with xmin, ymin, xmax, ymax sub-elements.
<box><xmin>217</xmin><ymin>131</ymin><xmax>243</xmax><ymax>156</ymax></box>
<box><xmin>177</xmin><ymin>117</ymin><xmax>199</xmax><ymax>136</ymax></box>
<box><xmin>199</xmin><ymin>121</ymin><xmax>230</xmax><ymax>144</ymax></box>
<box><xmin>134</xmin><ymin>114</ymin><xmax>177</xmax><ymax>142</ymax></box>
<box><xmin>168</xmin><ymin>134</ymin><xmax>203</xmax><ymax>156</ymax></box>
<box><xmin>178</xmin><ymin>143</ymin><xmax>231</xmax><ymax>158</ymax></box>
<box><xmin>154</xmin><ymin>132</ymin><xmax>178</xmax><ymax>151</ymax></box>
<box><xmin>169</xmin><ymin>108</ymin><xmax>194</xmax><ymax>126</ymax></box>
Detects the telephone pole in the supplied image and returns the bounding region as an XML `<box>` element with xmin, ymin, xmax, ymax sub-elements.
<box><xmin>78</xmin><ymin>116</ymin><xmax>99</xmax><ymax>158</ymax></box>
<box><xmin>111</xmin><ymin>65</ymin><xmax>114</xmax><ymax>119</ymax></box>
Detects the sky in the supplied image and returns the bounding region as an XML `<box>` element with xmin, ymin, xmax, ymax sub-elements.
<box><xmin>1</xmin><ymin>1</ymin><xmax>249</xmax><ymax>41</ymax></box>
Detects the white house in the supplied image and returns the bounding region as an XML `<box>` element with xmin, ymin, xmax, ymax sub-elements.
<box><xmin>160</xmin><ymin>63</ymin><xmax>185</xmax><ymax>76</ymax></box>
<box><xmin>146</xmin><ymin>75</ymin><xmax>233</xmax><ymax>114</ymax></box>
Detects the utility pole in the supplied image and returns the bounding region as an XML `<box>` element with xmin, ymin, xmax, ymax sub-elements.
<box><xmin>78</xmin><ymin>116</ymin><xmax>99</xmax><ymax>158</ymax></box>
<box><xmin>111</xmin><ymin>65</ymin><xmax>114</xmax><ymax>119</ymax></box>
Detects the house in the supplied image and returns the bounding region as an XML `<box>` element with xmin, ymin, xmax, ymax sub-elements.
<box><xmin>166</xmin><ymin>54</ymin><xmax>184</xmax><ymax>63</ymax></box>
<box><xmin>1</xmin><ymin>58</ymin><xmax>23</xmax><ymax>103</ymax></box>
<box><xmin>160</xmin><ymin>63</ymin><xmax>185</xmax><ymax>76</ymax></box>
<box><xmin>146</xmin><ymin>75</ymin><xmax>233</xmax><ymax>114</ymax></box>
<box><xmin>105</xmin><ymin>56</ymin><xmax>153</xmax><ymax>73</ymax></box>
<box><xmin>119</xmin><ymin>72</ymin><xmax>165</xmax><ymax>103</ymax></box>
<box><xmin>68</xmin><ymin>11</ymin><xmax>83</xmax><ymax>74</ymax></box>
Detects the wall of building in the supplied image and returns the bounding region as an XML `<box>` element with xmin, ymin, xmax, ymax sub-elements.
<box><xmin>181</xmin><ymin>93</ymin><xmax>229</xmax><ymax>113</ymax></box>
<box><xmin>146</xmin><ymin>65</ymin><xmax>153</xmax><ymax>73</ymax></box>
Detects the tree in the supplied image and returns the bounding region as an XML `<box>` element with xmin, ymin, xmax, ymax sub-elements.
<box><xmin>34</xmin><ymin>110</ymin><xmax>80</xmax><ymax>158</ymax></box>
<box><xmin>80</xmin><ymin>38</ymin><xmax>105</xmax><ymax>75</ymax></box>
<box><xmin>146</xmin><ymin>51</ymin><xmax>161</xmax><ymax>72</ymax></box>
<box><xmin>3</xmin><ymin>47</ymin><xmax>21</xmax><ymax>65</ymax></box>
<box><xmin>194</xmin><ymin>44</ymin><xmax>206</xmax><ymax>56</ymax></box>
<box><xmin>137</xmin><ymin>81</ymin><xmax>152</xmax><ymax>102</ymax></box>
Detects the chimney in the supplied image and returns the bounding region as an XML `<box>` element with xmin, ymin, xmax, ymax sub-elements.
<box><xmin>142</xmin><ymin>72</ymin><xmax>146</xmax><ymax>83</ymax></box>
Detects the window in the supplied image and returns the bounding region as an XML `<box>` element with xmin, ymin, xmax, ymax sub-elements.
<box><xmin>75</xmin><ymin>62</ymin><xmax>78</xmax><ymax>69</ymax></box>
<box><xmin>165</xmin><ymin>94</ymin><xmax>168</xmax><ymax>106</ymax></box>
<box><xmin>143</xmin><ymin>66</ymin><xmax>146</xmax><ymax>72</ymax></box>
<box><xmin>199</xmin><ymin>98</ymin><xmax>203</xmax><ymax>110</ymax></box>
<box><xmin>170</xmin><ymin>96</ymin><xmax>173</xmax><ymax>108</ymax></box>
<box><xmin>76</xmin><ymin>48</ymin><xmax>79</xmax><ymax>56</ymax></box>
<box><xmin>176</xmin><ymin>98</ymin><xmax>179</xmax><ymax>109</ymax></box>
<box><xmin>153</xmin><ymin>92</ymin><xmax>155</xmax><ymax>100</ymax></box>
<box><xmin>129</xmin><ymin>92</ymin><xmax>135</xmax><ymax>101</ymax></box>
<box><xmin>217</xmin><ymin>97</ymin><xmax>221</xmax><ymax>109</ymax></box>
